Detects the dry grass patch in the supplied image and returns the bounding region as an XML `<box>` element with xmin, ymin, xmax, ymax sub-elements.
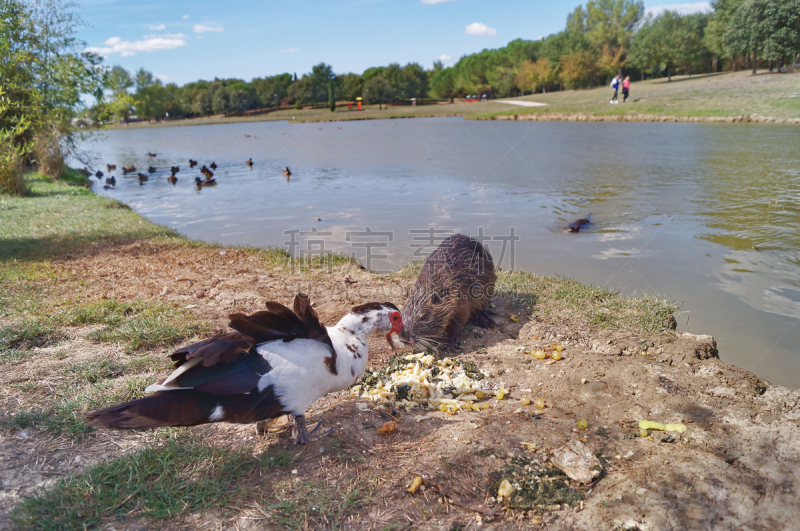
<box><xmin>11</xmin><ymin>436</ymin><xmax>296</xmax><ymax>530</ymax></box>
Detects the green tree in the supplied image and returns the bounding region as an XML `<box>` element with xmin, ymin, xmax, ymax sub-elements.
<box><xmin>133</xmin><ymin>68</ymin><xmax>167</xmax><ymax>120</ymax></box>
<box><xmin>339</xmin><ymin>73</ymin><xmax>363</xmax><ymax>101</ymax></box>
<box><xmin>629</xmin><ymin>11</ymin><xmax>685</xmax><ymax>80</ymax></box>
<box><xmin>252</xmin><ymin>74</ymin><xmax>292</xmax><ymax>109</ymax></box>
<box><xmin>726</xmin><ymin>0</ymin><xmax>800</xmax><ymax>73</ymax></box>
<box><xmin>704</xmin><ymin>0</ymin><xmax>745</xmax><ymax>71</ymax></box>
<box><xmin>0</xmin><ymin>0</ymin><xmax>102</xmax><ymax>183</ymax></box>
<box><xmin>398</xmin><ymin>62</ymin><xmax>428</xmax><ymax>101</ymax></box>
<box><xmin>582</xmin><ymin>0</ymin><xmax>644</xmax><ymax>77</ymax></box>
<box><xmin>210</xmin><ymin>83</ymin><xmax>230</xmax><ymax>115</ymax></box>
<box><xmin>677</xmin><ymin>13</ymin><xmax>710</xmax><ymax>76</ymax></box>
<box><xmin>104</xmin><ymin>65</ymin><xmax>134</xmax><ymax>120</ymax></box>
<box><xmin>287</xmin><ymin>76</ymin><xmax>318</xmax><ymax>106</ymax></box>
<box><xmin>429</xmin><ymin>67</ymin><xmax>457</xmax><ymax>102</ymax></box>
<box><xmin>362</xmin><ymin>76</ymin><xmax>393</xmax><ymax>109</ymax></box>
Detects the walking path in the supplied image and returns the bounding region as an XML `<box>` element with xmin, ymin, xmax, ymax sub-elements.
<box><xmin>495</xmin><ymin>99</ymin><xmax>548</xmax><ymax>107</ymax></box>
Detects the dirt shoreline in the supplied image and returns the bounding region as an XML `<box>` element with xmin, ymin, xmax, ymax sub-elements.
<box><xmin>479</xmin><ymin>111</ymin><xmax>800</xmax><ymax>125</ymax></box>
<box><xmin>2</xmin><ymin>233</ymin><xmax>799</xmax><ymax>529</ymax></box>
<box><xmin>104</xmin><ymin>109</ymin><xmax>800</xmax><ymax>131</ymax></box>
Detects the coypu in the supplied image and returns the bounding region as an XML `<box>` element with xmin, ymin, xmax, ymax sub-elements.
<box><xmin>565</xmin><ymin>214</ymin><xmax>592</xmax><ymax>233</ymax></box>
<box><xmin>398</xmin><ymin>234</ymin><xmax>495</xmax><ymax>353</ymax></box>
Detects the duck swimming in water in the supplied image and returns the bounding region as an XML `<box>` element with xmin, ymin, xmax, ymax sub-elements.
<box><xmin>283</xmin><ymin>167</ymin><xmax>292</xmax><ymax>178</ymax></box>
<box><xmin>195</xmin><ymin>176</ymin><xmax>216</xmax><ymax>187</ymax></box>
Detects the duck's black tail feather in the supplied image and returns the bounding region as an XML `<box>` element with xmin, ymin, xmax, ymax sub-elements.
<box><xmin>85</xmin><ymin>387</ymin><xmax>285</xmax><ymax>430</ymax></box>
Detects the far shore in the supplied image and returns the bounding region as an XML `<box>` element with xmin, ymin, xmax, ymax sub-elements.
<box><xmin>104</xmin><ymin>70</ymin><xmax>800</xmax><ymax>130</ymax></box>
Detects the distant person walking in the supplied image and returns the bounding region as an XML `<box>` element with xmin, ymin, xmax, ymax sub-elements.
<box><xmin>622</xmin><ymin>76</ymin><xmax>630</xmax><ymax>103</ymax></box>
<box><xmin>610</xmin><ymin>75</ymin><xmax>620</xmax><ymax>104</ymax></box>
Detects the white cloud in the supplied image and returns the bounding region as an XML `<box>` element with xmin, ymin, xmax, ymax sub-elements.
<box><xmin>149</xmin><ymin>23</ymin><xmax>166</xmax><ymax>31</ymax></box>
<box><xmin>465</xmin><ymin>22</ymin><xmax>496</xmax><ymax>37</ymax></box>
<box><xmin>84</xmin><ymin>34</ymin><xmax>186</xmax><ymax>57</ymax></box>
<box><xmin>537</xmin><ymin>35</ymin><xmax>544</xmax><ymax>41</ymax></box>
<box><xmin>421</xmin><ymin>0</ymin><xmax>454</xmax><ymax>4</ymax></box>
<box><xmin>644</xmin><ymin>2</ymin><xmax>711</xmax><ymax>18</ymax></box>
<box><xmin>438</xmin><ymin>54</ymin><xmax>451</xmax><ymax>61</ymax></box>
<box><xmin>194</xmin><ymin>24</ymin><xmax>223</xmax><ymax>34</ymax></box>
<box><xmin>281</xmin><ymin>47</ymin><xmax>300</xmax><ymax>53</ymax></box>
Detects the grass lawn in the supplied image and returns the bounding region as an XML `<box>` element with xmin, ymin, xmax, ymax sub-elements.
<box><xmin>474</xmin><ymin>70</ymin><xmax>800</xmax><ymax>121</ymax></box>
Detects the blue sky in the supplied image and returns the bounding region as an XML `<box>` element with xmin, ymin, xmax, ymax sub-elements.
<box><xmin>77</xmin><ymin>0</ymin><xmax>711</xmax><ymax>86</ymax></box>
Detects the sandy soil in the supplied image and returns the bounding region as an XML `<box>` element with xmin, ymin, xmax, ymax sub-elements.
<box><xmin>2</xmin><ymin>240</ymin><xmax>799</xmax><ymax>530</ymax></box>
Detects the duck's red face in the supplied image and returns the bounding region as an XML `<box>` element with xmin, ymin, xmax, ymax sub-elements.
<box><xmin>389</xmin><ymin>311</ymin><xmax>403</xmax><ymax>335</ymax></box>
<box><xmin>387</xmin><ymin>311</ymin><xmax>403</xmax><ymax>353</ymax></box>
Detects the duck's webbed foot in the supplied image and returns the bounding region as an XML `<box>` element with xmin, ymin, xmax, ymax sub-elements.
<box><xmin>292</xmin><ymin>414</ymin><xmax>334</xmax><ymax>445</ymax></box>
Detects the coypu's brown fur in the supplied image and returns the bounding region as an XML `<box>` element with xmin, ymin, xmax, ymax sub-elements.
<box><xmin>399</xmin><ymin>234</ymin><xmax>495</xmax><ymax>353</ymax></box>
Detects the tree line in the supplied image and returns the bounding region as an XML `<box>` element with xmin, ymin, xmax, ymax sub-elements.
<box><xmin>88</xmin><ymin>0</ymin><xmax>800</xmax><ymax>123</ymax></box>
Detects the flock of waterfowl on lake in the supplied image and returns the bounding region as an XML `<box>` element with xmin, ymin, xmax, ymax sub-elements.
<box><xmin>94</xmin><ymin>154</ymin><xmax>590</xmax><ymax>232</ymax></box>
<box><xmin>94</xmin><ymin>154</ymin><xmax>292</xmax><ymax>190</ymax></box>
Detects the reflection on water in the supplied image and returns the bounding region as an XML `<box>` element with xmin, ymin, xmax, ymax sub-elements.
<box><xmin>80</xmin><ymin>118</ymin><xmax>800</xmax><ymax>387</ymax></box>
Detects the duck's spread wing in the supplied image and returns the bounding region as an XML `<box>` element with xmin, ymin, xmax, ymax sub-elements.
<box><xmin>228</xmin><ymin>300</ymin><xmax>308</xmax><ymax>344</ymax></box>
<box><xmin>169</xmin><ymin>293</ymin><xmax>333</xmax><ymax>367</ymax></box>
<box><xmin>293</xmin><ymin>293</ymin><xmax>334</xmax><ymax>351</ymax></box>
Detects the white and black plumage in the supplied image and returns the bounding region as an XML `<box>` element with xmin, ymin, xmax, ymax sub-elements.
<box><xmin>85</xmin><ymin>294</ymin><xmax>403</xmax><ymax>444</ymax></box>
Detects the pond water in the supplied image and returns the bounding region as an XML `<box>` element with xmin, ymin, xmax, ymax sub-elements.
<box><xmin>81</xmin><ymin>117</ymin><xmax>800</xmax><ymax>388</ymax></box>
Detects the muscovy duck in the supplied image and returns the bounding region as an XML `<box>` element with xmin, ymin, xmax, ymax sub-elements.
<box><xmin>85</xmin><ymin>294</ymin><xmax>403</xmax><ymax>444</ymax></box>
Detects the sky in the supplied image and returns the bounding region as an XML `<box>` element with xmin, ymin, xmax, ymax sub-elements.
<box><xmin>76</xmin><ymin>0</ymin><xmax>711</xmax><ymax>86</ymax></box>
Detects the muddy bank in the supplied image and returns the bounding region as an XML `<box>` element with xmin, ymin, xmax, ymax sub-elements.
<box><xmin>479</xmin><ymin>111</ymin><xmax>800</xmax><ymax>125</ymax></box>
<box><xmin>2</xmin><ymin>237</ymin><xmax>799</xmax><ymax>530</ymax></box>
